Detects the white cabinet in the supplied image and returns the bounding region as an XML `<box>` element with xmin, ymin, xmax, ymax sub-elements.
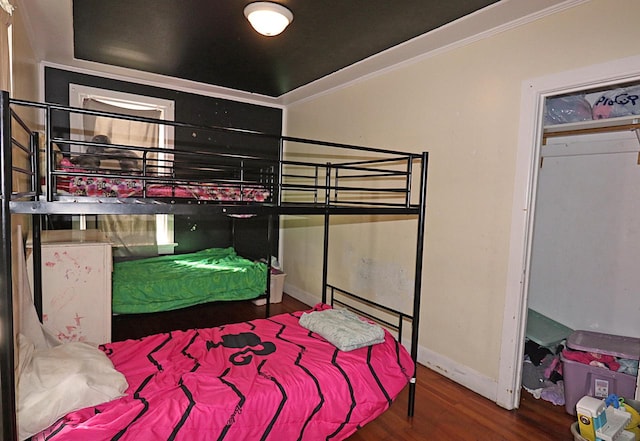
<box><xmin>27</xmin><ymin>230</ymin><xmax>113</xmax><ymax>344</ymax></box>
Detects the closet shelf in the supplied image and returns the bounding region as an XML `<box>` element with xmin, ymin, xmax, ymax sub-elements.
<box><xmin>543</xmin><ymin>115</ymin><xmax>640</xmax><ymax>144</ymax></box>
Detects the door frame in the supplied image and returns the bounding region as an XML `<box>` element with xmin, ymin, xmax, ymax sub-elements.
<box><xmin>496</xmin><ymin>54</ymin><xmax>640</xmax><ymax>409</ymax></box>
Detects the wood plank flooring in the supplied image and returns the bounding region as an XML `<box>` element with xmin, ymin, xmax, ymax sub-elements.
<box><xmin>349</xmin><ymin>364</ymin><xmax>576</xmax><ymax>441</ymax></box>
<box><xmin>112</xmin><ymin>294</ymin><xmax>577</xmax><ymax>441</ymax></box>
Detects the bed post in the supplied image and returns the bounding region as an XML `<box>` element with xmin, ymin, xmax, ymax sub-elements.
<box><xmin>29</xmin><ymin>131</ymin><xmax>43</xmax><ymax>321</ymax></box>
<box><xmin>0</xmin><ymin>90</ymin><xmax>17</xmax><ymax>440</ymax></box>
<box><xmin>321</xmin><ymin>212</ymin><xmax>330</xmax><ymax>304</ymax></box>
<box><xmin>31</xmin><ymin>214</ymin><xmax>43</xmax><ymax>321</ymax></box>
<box><xmin>321</xmin><ymin>162</ymin><xmax>331</xmax><ymax>304</ymax></box>
<box><xmin>265</xmin><ymin>213</ymin><xmax>274</xmax><ymax>317</ymax></box>
<box><xmin>408</xmin><ymin>151</ymin><xmax>428</xmax><ymax>418</ymax></box>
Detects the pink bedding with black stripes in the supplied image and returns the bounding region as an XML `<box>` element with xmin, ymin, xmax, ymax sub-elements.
<box><xmin>33</xmin><ymin>305</ymin><xmax>414</xmax><ymax>441</ymax></box>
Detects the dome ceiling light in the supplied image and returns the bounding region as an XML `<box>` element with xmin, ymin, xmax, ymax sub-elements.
<box><xmin>244</xmin><ymin>2</ymin><xmax>293</xmax><ymax>37</ymax></box>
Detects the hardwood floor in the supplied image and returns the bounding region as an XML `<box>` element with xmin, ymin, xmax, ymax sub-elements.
<box><xmin>111</xmin><ymin>293</ymin><xmax>310</xmax><ymax>341</ymax></box>
<box><xmin>112</xmin><ymin>294</ymin><xmax>577</xmax><ymax>441</ymax></box>
<box><xmin>348</xmin><ymin>364</ymin><xmax>575</xmax><ymax>441</ymax></box>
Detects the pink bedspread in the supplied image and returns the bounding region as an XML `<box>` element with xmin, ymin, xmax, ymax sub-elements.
<box><xmin>56</xmin><ymin>159</ymin><xmax>270</xmax><ymax>201</ymax></box>
<box><xmin>33</xmin><ymin>306</ymin><xmax>414</xmax><ymax>441</ymax></box>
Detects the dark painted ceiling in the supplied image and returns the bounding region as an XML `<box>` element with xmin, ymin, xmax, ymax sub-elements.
<box><xmin>73</xmin><ymin>0</ymin><xmax>500</xmax><ymax>98</ymax></box>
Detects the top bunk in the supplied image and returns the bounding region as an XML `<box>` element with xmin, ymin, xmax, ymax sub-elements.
<box><xmin>2</xmin><ymin>92</ymin><xmax>428</xmax><ymax>217</ymax></box>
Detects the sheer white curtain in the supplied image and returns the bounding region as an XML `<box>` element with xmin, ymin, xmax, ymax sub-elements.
<box><xmin>82</xmin><ymin>98</ymin><xmax>161</xmax><ymax>257</ymax></box>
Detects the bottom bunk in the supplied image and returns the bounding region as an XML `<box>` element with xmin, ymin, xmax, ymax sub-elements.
<box><xmin>112</xmin><ymin>247</ymin><xmax>268</xmax><ymax>314</ymax></box>
<box><xmin>19</xmin><ymin>304</ymin><xmax>414</xmax><ymax>441</ymax></box>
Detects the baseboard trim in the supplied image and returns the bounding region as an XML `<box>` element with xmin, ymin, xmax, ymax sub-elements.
<box><xmin>418</xmin><ymin>345</ymin><xmax>498</xmax><ymax>404</ymax></box>
<box><xmin>283</xmin><ymin>283</ymin><xmax>323</xmax><ymax>308</ymax></box>
<box><xmin>285</xmin><ymin>283</ymin><xmax>499</xmax><ymax>405</ymax></box>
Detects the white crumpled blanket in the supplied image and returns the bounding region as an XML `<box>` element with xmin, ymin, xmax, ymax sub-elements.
<box><xmin>299</xmin><ymin>308</ymin><xmax>385</xmax><ymax>352</ymax></box>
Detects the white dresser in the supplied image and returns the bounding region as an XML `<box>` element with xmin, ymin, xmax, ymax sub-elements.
<box><xmin>27</xmin><ymin>230</ymin><xmax>113</xmax><ymax>344</ymax></box>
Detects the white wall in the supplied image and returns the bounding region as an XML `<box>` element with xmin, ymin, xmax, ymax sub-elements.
<box><xmin>282</xmin><ymin>0</ymin><xmax>640</xmax><ymax>401</ymax></box>
<box><xmin>529</xmin><ymin>130</ymin><xmax>640</xmax><ymax>339</ymax></box>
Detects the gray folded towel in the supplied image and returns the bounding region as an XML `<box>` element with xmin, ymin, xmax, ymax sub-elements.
<box><xmin>299</xmin><ymin>308</ymin><xmax>385</xmax><ymax>351</ymax></box>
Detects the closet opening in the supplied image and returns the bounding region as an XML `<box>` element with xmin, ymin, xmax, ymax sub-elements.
<box><xmin>498</xmin><ymin>54</ymin><xmax>640</xmax><ymax>412</ymax></box>
<box><xmin>523</xmin><ymin>82</ymin><xmax>640</xmax><ymax>413</ymax></box>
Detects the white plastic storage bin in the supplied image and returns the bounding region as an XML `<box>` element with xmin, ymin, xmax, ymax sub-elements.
<box><xmin>252</xmin><ymin>271</ymin><xmax>286</xmax><ymax>306</ymax></box>
<box><xmin>269</xmin><ymin>272</ymin><xmax>286</xmax><ymax>303</ymax></box>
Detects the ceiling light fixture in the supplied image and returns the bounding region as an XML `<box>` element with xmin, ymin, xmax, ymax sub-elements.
<box><xmin>244</xmin><ymin>2</ymin><xmax>293</xmax><ymax>37</ymax></box>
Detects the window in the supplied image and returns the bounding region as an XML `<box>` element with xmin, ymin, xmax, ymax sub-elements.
<box><xmin>69</xmin><ymin>85</ymin><xmax>176</xmax><ymax>255</ymax></box>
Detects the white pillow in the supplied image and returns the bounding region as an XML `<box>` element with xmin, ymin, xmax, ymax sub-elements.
<box><xmin>17</xmin><ymin>340</ymin><xmax>128</xmax><ymax>441</ymax></box>
<box><xmin>16</xmin><ymin>334</ymin><xmax>35</xmax><ymax>383</ymax></box>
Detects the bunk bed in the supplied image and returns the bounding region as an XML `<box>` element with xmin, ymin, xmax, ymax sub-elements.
<box><xmin>0</xmin><ymin>91</ymin><xmax>429</xmax><ymax>441</ymax></box>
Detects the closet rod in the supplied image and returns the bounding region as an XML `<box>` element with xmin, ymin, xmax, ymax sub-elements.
<box><xmin>543</xmin><ymin>120</ymin><xmax>640</xmax><ymax>145</ymax></box>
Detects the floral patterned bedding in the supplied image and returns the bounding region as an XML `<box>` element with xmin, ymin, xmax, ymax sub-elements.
<box><xmin>55</xmin><ymin>158</ymin><xmax>270</xmax><ymax>202</ymax></box>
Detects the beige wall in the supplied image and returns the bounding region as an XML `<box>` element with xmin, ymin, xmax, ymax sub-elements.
<box><xmin>0</xmin><ymin>8</ymin><xmax>10</xmax><ymax>91</ymax></box>
<box><xmin>11</xmin><ymin>2</ymin><xmax>38</xmax><ymax>101</ymax></box>
<box><xmin>12</xmin><ymin>0</ymin><xmax>41</xmax><ymax>101</ymax></box>
<box><xmin>283</xmin><ymin>0</ymin><xmax>640</xmax><ymax>386</ymax></box>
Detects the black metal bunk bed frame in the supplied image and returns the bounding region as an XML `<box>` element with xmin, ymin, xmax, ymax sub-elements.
<box><xmin>0</xmin><ymin>90</ymin><xmax>428</xmax><ymax>441</ymax></box>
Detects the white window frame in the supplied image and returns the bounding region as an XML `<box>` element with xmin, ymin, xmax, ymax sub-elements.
<box><xmin>69</xmin><ymin>84</ymin><xmax>177</xmax><ymax>254</ymax></box>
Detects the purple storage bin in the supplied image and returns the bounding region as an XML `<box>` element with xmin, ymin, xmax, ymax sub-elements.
<box><xmin>567</xmin><ymin>331</ymin><xmax>640</xmax><ymax>359</ymax></box>
<box><xmin>562</xmin><ymin>331</ymin><xmax>640</xmax><ymax>415</ymax></box>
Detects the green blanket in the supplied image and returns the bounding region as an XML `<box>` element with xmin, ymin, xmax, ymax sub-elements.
<box><xmin>112</xmin><ymin>247</ymin><xmax>267</xmax><ymax>314</ymax></box>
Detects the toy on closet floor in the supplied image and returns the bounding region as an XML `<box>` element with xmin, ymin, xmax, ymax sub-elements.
<box><xmin>574</xmin><ymin>395</ymin><xmax>639</xmax><ymax>441</ymax></box>
<box><xmin>616</xmin><ymin>397</ymin><xmax>640</xmax><ymax>441</ymax></box>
